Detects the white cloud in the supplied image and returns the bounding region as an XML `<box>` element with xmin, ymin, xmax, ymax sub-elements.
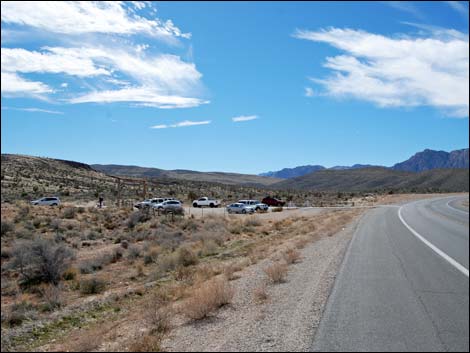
<box><xmin>0</xmin><ymin>1</ymin><xmax>191</xmax><ymax>39</ymax></box>
<box><xmin>60</xmin><ymin>82</ymin><xmax>68</xmax><ymax>88</ymax></box>
<box><xmin>293</xmin><ymin>27</ymin><xmax>469</xmax><ymax>117</ymax></box>
<box><xmin>2</xmin><ymin>106</ymin><xmax>63</xmax><ymax>114</ymax></box>
<box><xmin>150</xmin><ymin>120</ymin><xmax>211</xmax><ymax>129</ymax></box>
<box><xmin>232</xmin><ymin>115</ymin><xmax>259</xmax><ymax>122</ymax></box>
<box><xmin>304</xmin><ymin>87</ymin><xmax>314</xmax><ymax>97</ymax></box>
<box><xmin>1</xmin><ymin>72</ymin><xmax>53</xmax><ymax>97</ymax></box>
<box><xmin>1</xmin><ymin>47</ymin><xmax>110</xmax><ymax>77</ymax></box>
<box><xmin>70</xmin><ymin>87</ymin><xmax>208</xmax><ymax>109</ymax></box>
<box><xmin>1</xmin><ymin>46</ymin><xmax>208</xmax><ymax>108</ymax></box>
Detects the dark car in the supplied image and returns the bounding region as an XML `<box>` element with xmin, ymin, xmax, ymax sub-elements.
<box><xmin>262</xmin><ymin>197</ymin><xmax>285</xmax><ymax>207</ymax></box>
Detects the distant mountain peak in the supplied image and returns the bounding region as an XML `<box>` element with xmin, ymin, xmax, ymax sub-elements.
<box><xmin>259</xmin><ymin>148</ymin><xmax>469</xmax><ymax>179</ymax></box>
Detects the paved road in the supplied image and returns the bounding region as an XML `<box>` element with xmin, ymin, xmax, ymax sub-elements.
<box><xmin>311</xmin><ymin>195</ymin><xmax>469</xmax><ymax>352</ymax></box>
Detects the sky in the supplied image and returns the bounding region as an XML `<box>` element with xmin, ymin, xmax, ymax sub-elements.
<box><xmin>1</xmin><ymin>1</ymin><xmax>469</xmax><ymax>174</ymax></box>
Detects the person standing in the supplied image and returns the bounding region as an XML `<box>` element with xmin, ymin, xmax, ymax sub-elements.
<box><xmin>99</xmin><ymin>196</ymin><xmax>104</xmax><ymax>208</ymax></box>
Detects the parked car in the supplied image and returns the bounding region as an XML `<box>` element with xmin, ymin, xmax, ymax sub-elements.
<box><xmin>192</xmin><ymin>197</ymin><xmax>221</xmax><ymax>208</ymax></box>
<box><xmin>226</xmin><ymin>202</ymin><xmax>255</xmax><ymax>214</ymax></box>
<box><xmin>262</xmin><ymin>196</ymin><xmax>286</xmax><ymax>207</ymax></box>
<box><xmin>152</xmin><ymin>200</ymin><xmax>183</xmax><ymax>213</ymax></box>
<box><xmin>134</xmin><ymin>197</ymin><xmax>175</xmax><ymax>209</ymax></box>
<box><xmin>238</xmin><ymin>200</ymin><xmax>269</xmax><ymax>211</ymax></box>
<box><xmin>31</xmin><ymin>197</ymin><xmax>60</xmax><ymax>206</ymax></box>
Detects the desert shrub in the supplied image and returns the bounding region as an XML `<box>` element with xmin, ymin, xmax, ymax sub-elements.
<box><xmin>50</xmin><ymin>219</ymin><xmax>62</xmax><ymax>231</ymax></box>
<box><xmin>79</xmin><ymin>277</ymin><xmax>106</xmax><ymax>295</ymax></box>
<box><xmin>128</xmin><ymin>333</ymin><xmax>163</xmax><ymax>352</ymax></box>
<box><xmin>5</xmin><ymin>300</ymin><xmax>36</xmax><ymax>326</ymax></box>
<box><xmin>272</xmin><ymin>207</ymin><xmax>283</xmax><ymax>212</ymax></box>
<box><xmin>10</xmin><ymin>238</ymin><xmax>74</xmax><ymax>287</ymax></box>
<box><xmin>1</xmin><ymin>247</ymin><xmax>11</xmax><ymax>259</ymax></box>
<box><xmin>282</xmin><ymin>248</ymin><xmax>301</xmax><ymax>264</ymax></box>
<box><xmin>1</xmin><ymin>221</ymin><xmax>13</xmax><ymax>236</ymax></box>
<box><xmin>62</xmin><ymin>268</ymin><xmax>77</xmax><ymax>281</ymax></box>
<box><xmin>253</xmin><ymin>284</ymin><xmax>268</xmax><ymax>303</ymax></box>
<box><xmin>39</xmin><ymin>284</ymin><xmax>62</xmax><ymax>311</ymax></box>
<box><xmin>144</xmin><ymin>291</ymin><xmax>172</xmax><ymax>333</ymax></box>
<box><xmin>32</xmin><ymin>218</ymin><xmax>42</xmax><ymax>228</ymax></box>
<box><xmin>154</xmin><ymin>253</ymin><xmax>178</xmax><ymax>276</ymax></box>
<box><xmin>182</xmin><ymin>277</ymin><xmax>234</xmax><ymax>320</ymax></box>
<box><xmin>244</xmin><ymin>217</ymin><xmax>261</xmax><ymax>227</ymax></box>
<box><xmin>154</xmin><ymin>228</ymin><xmax>185</xmax><ymax>251</ymax></box>
<box><xmin>121</xmin><ymin>240</ymin><xmax>129</xmax><ymax>249</ymax></box>
<box><xmin>127</xmin><ymin>245</ymin><xmax>142</xmax><ymax>260</ymax></box>
<box><xmin>175</xmin><ymin>246</ymin><xmax>198</xmax><ymax>267</ymax></box>
<box><xmin>14</xmin><ymin>205</ymin><xmax>30</xmax><ymax>223</ymax></box>
<box><xmin>143</xmin><ymin>246</ymin><xmax>161</xmax><ymax>265</ymax></box>
<box><xmin>78</xmin><ymin>251</ymin><xmax>116</xmax><ymax>274</ymax></box>
<box><xmin>77</xmin><ymin>207</ymin><xmax>85</xmax><ymax>214</ymax></box>
<box><xmin>264</xmin><ymin>262</ymin><xmax>288</xmax><ymax>284</ymax></box>
<box><xmin>127</xmin><ymin>210</ymin><xmax>151</xmax><ymax>229</ymax></box>
<box><xmin>62</xmin><ymin>207</ymin><xmax>76</xmax><ymax>219</ymax></box>
<box><xmin>199</xmin><ymin>239</ymin><xmax>219</xmax><ymax>257</ymax></box>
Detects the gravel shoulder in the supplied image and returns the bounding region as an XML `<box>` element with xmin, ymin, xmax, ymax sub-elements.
<box><xmin>162</xmin><ymin>212</ymin><xmax>363</xmax><ymax>352</ymax></box>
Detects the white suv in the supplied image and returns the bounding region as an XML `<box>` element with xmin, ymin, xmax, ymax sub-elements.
<box><xmin>238</xmin><ymin>200</ymin><xmax>269</xmax><ymax>211</ymax></box>
<box><xmin>31</xmin><ymin>197</ymin><xmax>61</xmax><ymax>206</ymax></box>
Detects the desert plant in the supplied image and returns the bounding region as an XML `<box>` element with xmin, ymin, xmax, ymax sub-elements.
<box><xmin>182</xmin><ymin>277</ymin><xmax>234</xmax><ymax>320</ymax></box>
<box><xmin>264</xmin><ymin>262</ymin><xmax>288</xmax><ymax>284</ymax></box>
<box><xmin>127</xmin><ymin>210</ymin><xmax>151</xmax><ymax>229</ymax></box>
<box><xmin>11</xmin><ymin>238</ymin><xmax>74</xmax><ymax>286</ymax></box>
<box><xmin>253</xmin><ymin>284</ymin><xmax>269</xmax><ymax>303</ymax></box>
<box><xmin>282</xmin><ymin>248</ymin><xmax>301</xmax><ymax>264</ymax></box>
<box><xmin>79</xmin><ymin>277</ymin><xmax>106</xmax><ymax>295</ymax></box>
<box><xmin>176</xmin><ymin>246</ymin><xmax>198</xmax><ymax>267</ymax></box>
<box><xmin>62</xmin><ymin>207</ymin><xmax>76</xmax><ymax>219</ymax></box>
<box><xmin>1</xmin><ymin>221</ymin><xmax>13</xmax><ymax>236</ymax></box>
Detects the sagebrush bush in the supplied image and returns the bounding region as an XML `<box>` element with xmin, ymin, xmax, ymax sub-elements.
<box><xmin>62</xmin><ymin>207</ymin><xmax>76</xmax><ymax>219</ymax></box>
<box><xmin>176</xmin><ymin>246</ymin><xmax>198</xmax><ymax>267</ymax></box>
<box><xmin>1</xmin><ymin>221</ymin><xmax>13</xmax><ymax>236</ymax></box>
<box><xmin>283</xmin><ymin>248</ymin><xmax>301</xmax><ymax>264</ymax></box>
<box><xmin>264</xmin><ymin>262</ymin><xmax>288</xmax><ymax>284</ymax></box>
<box><xmin>79</xmin><ymin>277</ymin><xmax>106</xmax><ymax>295</ymax></box>
<box><xmin>127</xmin><ymin>211</ymin><xmax>151</xmax><ymax>229</ymax></box>
<box><xmin>11</xmin><ymin>238</ymin><xmax>74</xmax><ymax>286</ymax></box>
<box><xmin>182</xmin><ymin>277</ymin><xmax>234</xmax><ymax>320</ymax></box>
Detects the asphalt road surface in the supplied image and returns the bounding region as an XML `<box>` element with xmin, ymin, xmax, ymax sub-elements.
<box><xmin>311</xmin><ymin>196</ymin><xmax>469</xmax><ymax>352</ymax></box>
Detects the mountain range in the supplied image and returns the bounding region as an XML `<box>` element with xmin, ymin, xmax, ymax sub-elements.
<box><xmin>260</xmin><ymin>148</ymin><xmax>469</xmax><ymax>179</ymax></box>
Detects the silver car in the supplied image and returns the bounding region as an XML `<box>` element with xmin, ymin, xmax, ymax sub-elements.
<box><xmin>152</xmin><ymin>200</ymin><xmax>183</xmax><ymax>213</ymax></box>
<box><xmin>226</xmin><ymin>202</ymin><xmax>255</xmax><ymax>214</ymax></box>
<box><xmin>31</xmin><ymin>197</ymin><xmax>61</xmax><ymax>206</ymax></box>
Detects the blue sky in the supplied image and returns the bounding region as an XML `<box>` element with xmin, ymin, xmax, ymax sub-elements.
<box><xmin>1</xmin><ymin>1</ymin><xmax>469</xmax><ymax>174</ymax></box>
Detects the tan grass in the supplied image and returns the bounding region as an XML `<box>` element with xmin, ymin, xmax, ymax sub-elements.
<box><xmin>264</xmin><ymin>262</ymin><xmax>288</xmax><ymax>284</ymax></box>
<box><xmin>181</xmin><ymin>277</ymin><xmax>234</xmax><ymax>320</ymax></box>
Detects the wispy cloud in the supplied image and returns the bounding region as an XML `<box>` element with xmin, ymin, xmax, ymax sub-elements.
<box><xmin>445</xmin><ymin>1</ymin><xmax>469</xmax><ymax>18</ymax></box>
<box><xmin>232</xmin><ymin>115</ymin><xmax>259</xmax><ymax>122</ymax></box>
<box><xmin>2</xmin><ymin>106</ymin><xmax>64</xmax><ymax>115</ymax></box>
<box><xmin>0</xmin><ymin>2</ymin><xmax>207</xmax><ymax>108</ymax></box>
<box><xmin>381</xmin><ymin>1</ymin><xmax>425</xmax><ymax>19</ymax></box>
<box><xmin>1</xmin><ymin>72</ymin><xmax>53</xmax><ymax>98</ymax></box>
<box><xmin>150</xmin><ymin>120</ymin><xmax>211</xmax><ymax>129</ymax></box>
<box><xmin>0</xmin><ymin>1</ymin><xmax>191</xmax><ymax>39</ymax></box>
<box><xmin>293</xmin><ymin>27</ymin><xmax>469</xmax><ymax>117</ymax></box>
<box><xmin>304</xmin><ymin>87</ymin><xmax>315</xmax><ymax>97</ymax></box>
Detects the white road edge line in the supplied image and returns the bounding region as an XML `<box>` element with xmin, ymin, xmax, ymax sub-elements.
<box><xmin>446</xmin><ymin>199</ymin><xmax>469</xmax><ymax>215</ymax></box>
<box><xmin>398</xmin><ymin>205</ymin><xmax>469</xmax><ymax>278</ymax></box>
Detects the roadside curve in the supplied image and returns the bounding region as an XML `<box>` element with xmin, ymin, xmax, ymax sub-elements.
<box><xmin>311</xmin><ymin>196</ymin><xmax>469</xmax><ymax>352</ymax></box>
